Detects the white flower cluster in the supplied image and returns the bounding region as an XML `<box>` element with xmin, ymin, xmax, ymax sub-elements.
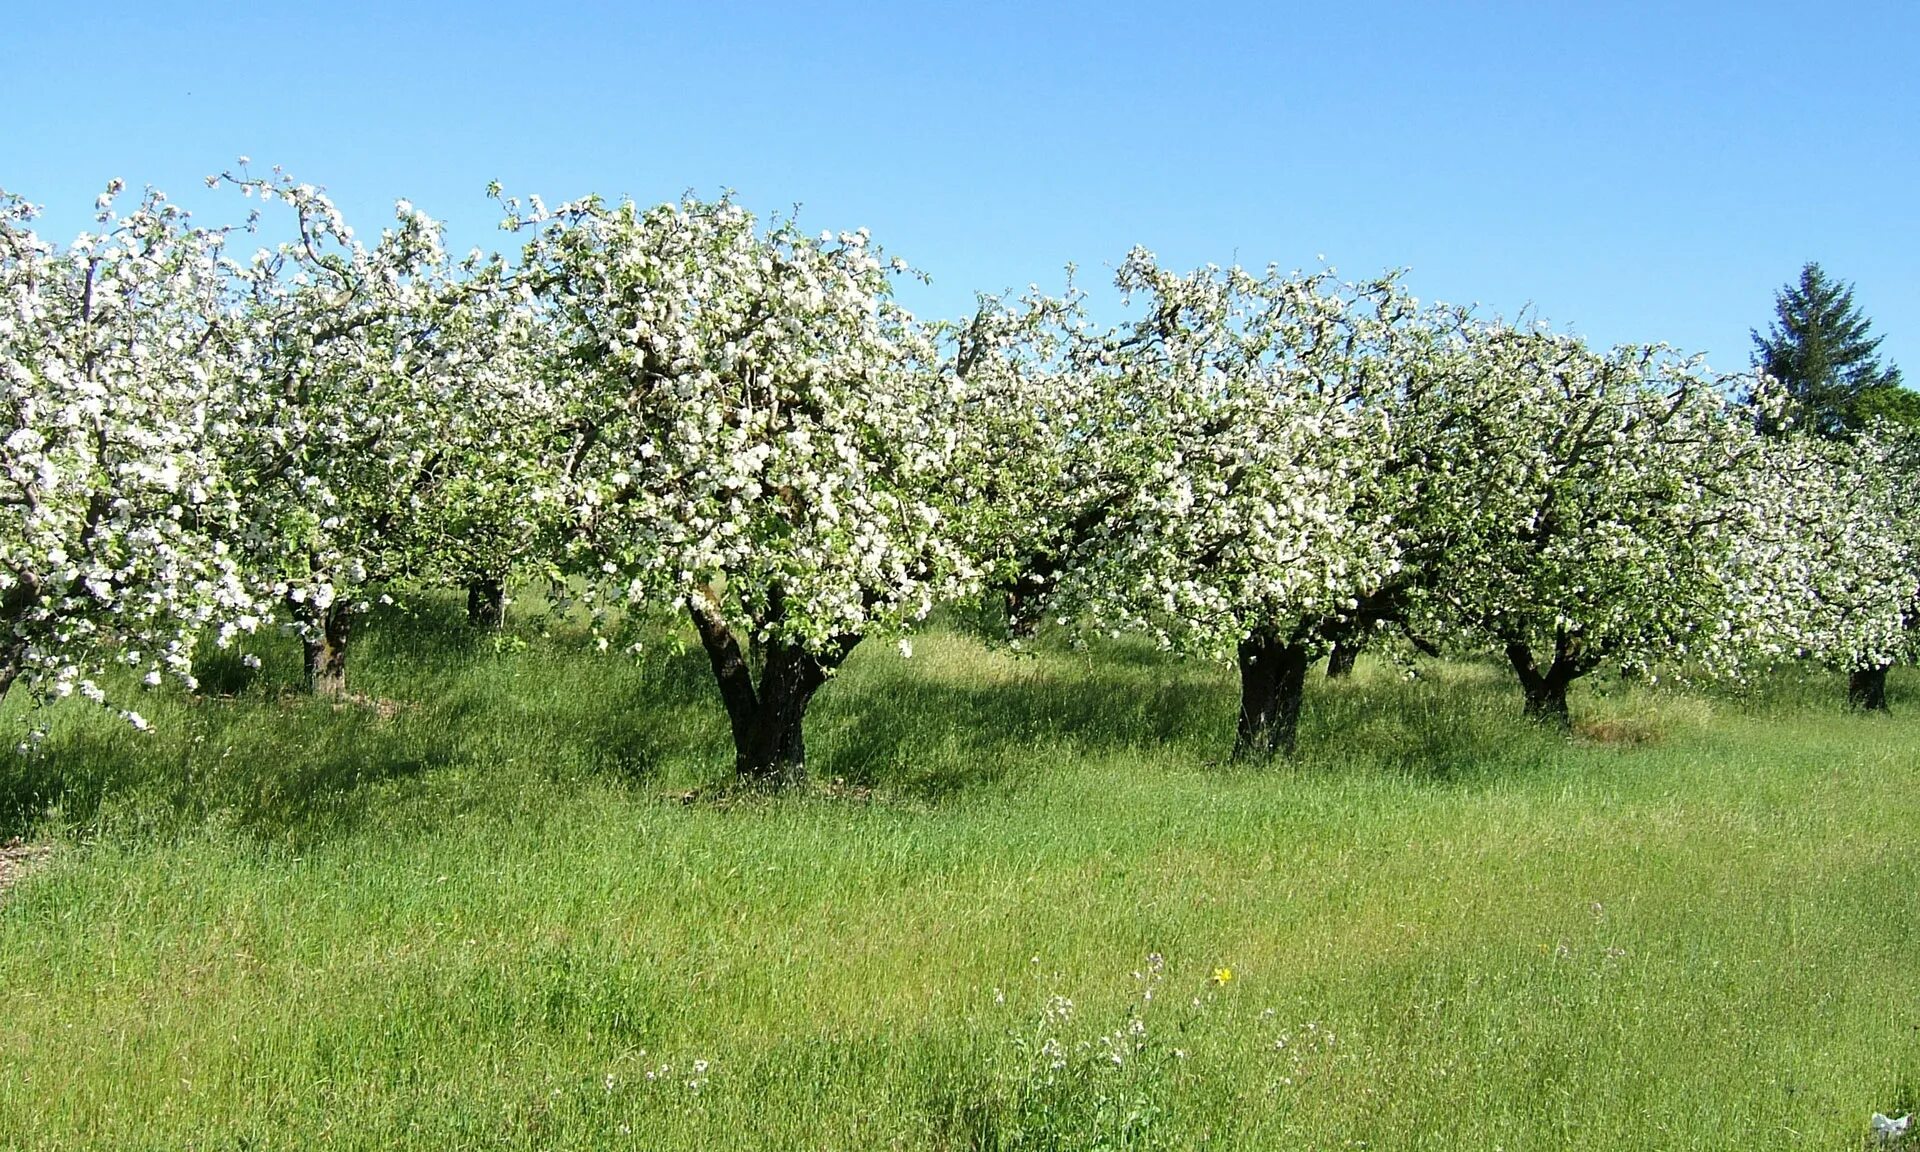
<box><xmin>4</xmin><ymin>169</ymin><xmax>1909</xmax><ymax>749</ymax></box>
<box><xmin>509</xmin><ymin>194</ymin><xmax>964</xmax><ymax>655</ymax></box>
<box><xmin>214</xmin><ymin>168</ymin><xmax>557</xmax><ymax>669</ymax></box>
<box><xmin>950</xmin><ymin>249</ymin><xmax>1909</xmax><ymax>725</ymax></box>
<box><xmin>0</xmin><ymin>183</ymin><xmax>252</xmax><ymax>708</ymax></box>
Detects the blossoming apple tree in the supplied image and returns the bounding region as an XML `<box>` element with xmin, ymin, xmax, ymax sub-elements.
<box><xmin>933</xmin><ymin>277</ymin><xmax>1146</xmax><ymax>638</ymax></box>
<box><xmin>1269</xmin><ymin>292</ymin><xmax>1480</xmax><ymax>680</ymax></box>
<box><xmin>1050</xmin><ymin>250</ymin><xmax>1406</xmax><ymax>757</ymax></box>
<box><xmin>1734</xmin><ymin>425</ymin><xmax>1920</xmax><ymax>709</ymax></box>
<box><xmin>507</xmin><ymin>193</ymin><xmax>967</xmax><ymax>783</ymax></box>
<box><xmin>218</xmin><ymin>168</ymin><xmax>544</xmax><ymax>696</ymax></box>
<box><xmin>1425</xmin><ymin>326</ymin><xmax>1762</xmax><ymax>721</ymax></box>
<box><xmin>0</xmin><ymin>182</ymin><xmax>252</xmax><ymax>717</ymax></box>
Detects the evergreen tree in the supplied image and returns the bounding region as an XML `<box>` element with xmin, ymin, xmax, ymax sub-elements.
<box><xmin>1753</xmin><ymin>262</ymin><xmax>1906</xmax><ymax>437</ymax></box>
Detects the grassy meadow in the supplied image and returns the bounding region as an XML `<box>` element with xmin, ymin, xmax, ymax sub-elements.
<box><xmin>1</xmin><ymin>599</ymin><xmax>1917</xmax><ymax>1149</ymax></box>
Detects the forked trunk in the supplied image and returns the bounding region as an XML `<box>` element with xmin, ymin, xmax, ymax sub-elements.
<box><xmin>1002</xmin><ymin>561</ymin><xmax>1059</xmax><ymax>640</ymax></box>
<box><xmin>301</xmin><ymin>601</ymin><xmax>353</xmax><ymax>699</ymax></box>
<box><xmin>734</xmin><ymin>640</ymin><xmax>836</xmax><ymax>784</ymax></box>
<box><xmin>1234</xmin><ymin>630</ymin><xmax>1311</xmax><ymax>760</ymax></box>
<box><xmin>466</xmin><ymin>576</ymin><xmax>506</xmax><ymax>628</ymax></box>
<box><xmin>1848</xmin><ymin>663</ymin><xmax>1891</xmax><ymax>712</ymax></box>
<box><xmin>686</xmin><ymin>593</ymin><xmax>859</xmax><ymax>786</ymax></box>
<box><xmin>1506</xmin><ymin>636</ymin><xmax>1592</xmax><ymax>728</ymax></box>
<box><xmin>1326</xmin><ymin>637</ymin><xmax>1360</xmax><ymax>679</ymax></box>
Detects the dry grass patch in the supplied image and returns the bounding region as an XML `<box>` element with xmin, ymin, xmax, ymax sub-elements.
<box><xmin>0</xmin><ymin>837</ymin><xmax>52</xmax><ymax>900</ymax></box>
<box><xmin>1574</xmin><ymin>715</ymin><xmax>1664</xmax><ymax>746</ymax></box>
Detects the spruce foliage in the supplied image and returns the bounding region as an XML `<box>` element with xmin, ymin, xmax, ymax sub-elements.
<box><xmin>1753</xmin><ymin>262</ymin><xmax>1907</xmax><ymax>436</ymax></box>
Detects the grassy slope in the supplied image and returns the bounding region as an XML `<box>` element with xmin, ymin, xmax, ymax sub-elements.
<box><xmin>0</xmin><ymin>602</ymin><xmax>1916</xmax><ymax>1150</ymax></box>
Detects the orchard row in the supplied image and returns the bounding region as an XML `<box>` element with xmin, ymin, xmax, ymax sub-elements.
<box><xmin>1</xmin><ymin>169</ymin><xmax>1908</xmax><ymax>780</ymax></box>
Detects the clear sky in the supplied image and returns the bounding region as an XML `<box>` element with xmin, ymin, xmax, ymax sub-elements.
<box><xmin>6</xmin><ymin>1</ymin><xmax>1915</xmax><ymax>377</ymax></box>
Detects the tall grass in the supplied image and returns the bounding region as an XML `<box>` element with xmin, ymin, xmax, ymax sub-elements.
<box><xmin>0</xmin><ymin>601</ymin><xmax>1915</xmax><ymax>1149</ymax></box>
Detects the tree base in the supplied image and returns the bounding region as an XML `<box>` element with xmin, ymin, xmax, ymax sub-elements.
<box><xmin>301</xmin><ymin>603</ymin><xmax>352</xmax><ymax>700</ymax></box>
<box><xmin>467</xmin><ymin>578</ymin><xmax>506</xmax><ymax>628</ymax></box>
<box><xmin>1233</xmin><ymin>632</ymin><xmax>1310</xmax><ymax>760</ymax></box>
<box><xmin>1848</xmin><ymin>665</ymin><xmax>1890</xmax><ymax>712</ymax></box>
<box><xmin>686</xmin><ymin>594</ymin><xmax>860</xmax><ymax>788</ymax></box>
<box><xmin>1521</xmin><ymin>688</ymin><xmax>1572</xmax><ymax>726</ymax></box>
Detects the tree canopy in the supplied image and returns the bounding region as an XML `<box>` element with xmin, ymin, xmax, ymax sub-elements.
<box><xmin>6</xmin><ymin>170</ymin><xmax>1920</xmax><ymax>769</ymax></box>
<box><xmin>1753</xmin><ymin>262</ymin><xmax>1907</xmax><ymax>436</ymax></box>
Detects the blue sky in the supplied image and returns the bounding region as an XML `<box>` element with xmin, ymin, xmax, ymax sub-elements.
<box><xmin>6</xmin><ymin>1</ymin><xmax>1915</xmax><ymax>376</ymax></box>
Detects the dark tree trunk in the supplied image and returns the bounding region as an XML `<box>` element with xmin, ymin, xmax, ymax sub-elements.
<box><xmin>734</xmin><ymin>640</ymin><xmax>837</xmax><ymax>784</ymax></box>
<box><xmin>686</xmin><ymin>592</ymin><xmax>860</xmax><ymax>786</ymax></box>
<box><xmin>1321</xmin><ymin>580</ymin><xmax>1416</xmax><ymax>679</ymax></box>
<box><xmin>689</xmin><ymin>593</ymin><xmax>759</xmax><ymax>753</ymax></box>
<box><xmin>1326</xmin><ymin>637</ymin><xmax>1360</xmax><ymax>679</ymax></box>
<box><xmin>301</xmin><ymin>601</ymin><xmax>353</xmax><ymax>699</ymax></box>
<box><xmin>1004</xmin><ymin>584</ymin><xmax>1041</xmax><ymax>640</ymax></box>
<box><xmin>1002</xmin><ymin>561</ymin><xmax>1059</xmax><ymax>640</ymax></box>
<box><xmin>1234</xmin><ymin>630</ymin><xmax>1312</xmax><ymax>760</ymax></box>
<box><xmin>1849</xmin><ymin>663</ymin><xmax>1891</xmax><ymax>711</ymax></box>
<box><xmin>778</xmin><ymin>699</ymin><xmax>808</xmax><ymax>768</ymax></box>
<box><xmin>1505</xmin><ymin>634</ymin><xmax>1593</xmax><ymax>727</ymax></box>
<box><xmin>466</xmin><ymin>577</ymin><xmax>506</xmax><ymax>628</ymax></box>
<box><xmin>1</xmin><ymin>591</ymin><xmax>35</xmax><ymax>704</ymax></box>
<box><xmin>1519</xmin><ymin>674</ymin><xmax>1570</xmax><ymax>724</ymax></box>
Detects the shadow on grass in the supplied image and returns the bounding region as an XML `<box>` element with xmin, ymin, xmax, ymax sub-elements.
<box><xmin>806</xmin><ymin>646</ymin><xmax>1579</xmax><ymax>797</ymax></box>
<box><xmin>0</xmin><ymin>696</ymin><xmax>452</xmax><ymax>844</ymax></box>
<box><xmin>0</xmin><ymin>608</ymin><xmax>1741</xmax><ymax>845</ymax></box>
<box><xmin>1292</xmin><ymin>662</ymin><xmax>1564</xmax><ymax>783</ymax></box>
<box><xmin>807</xmin><ymin>651</ymin><xmax>1232</xmax><ymax>798</ymax></box>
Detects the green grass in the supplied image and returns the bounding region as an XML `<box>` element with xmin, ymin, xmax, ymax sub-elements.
<box><xmin>1</xmin><ymin>600</ymin><xmax>1917</xmax><ymax>1149</ymax></box>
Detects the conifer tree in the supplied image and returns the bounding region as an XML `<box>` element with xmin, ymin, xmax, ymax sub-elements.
<box><xmin>1753</xmin><ymin>262</ymin><xmax>1906</xmax><ymax>436</ymax></box>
